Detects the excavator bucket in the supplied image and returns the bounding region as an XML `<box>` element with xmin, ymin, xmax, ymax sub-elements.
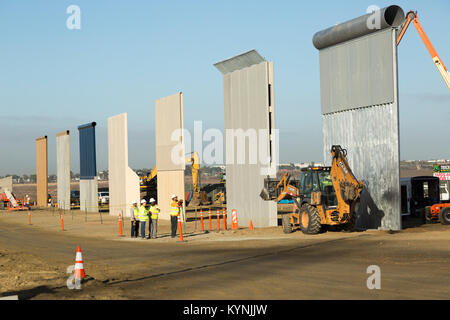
<box><xmin>259</xmin><ymin>187</ymin><xmax>271</xmax><ymax>201</ymax></box>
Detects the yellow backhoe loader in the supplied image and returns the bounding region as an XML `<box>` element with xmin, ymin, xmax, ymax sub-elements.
<box><xmin>260</xmin><ymin>145</ymin><xmax>364</xmax><ymax>235</ymax></box>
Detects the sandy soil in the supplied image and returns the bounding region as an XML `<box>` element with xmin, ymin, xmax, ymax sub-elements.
<box><xmin>0</xmin><ymin>207</ymin><xmax>449</xmax><ymax>300</ymax></box>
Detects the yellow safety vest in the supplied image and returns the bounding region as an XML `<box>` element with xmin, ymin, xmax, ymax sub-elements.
<box><xmin>149</xmin><ymin>205</ymin><xmax>160</xmax><ymax>219</ymax></box>
<box><xmin>138</xmin><ymin>206</ymin><xmax>149</xmax><ymax>222</ymax></box>
<box><xmin>133</xmin><ymin>207</ymin><xmax>139</xmax><ymax>220</ymax></box>
<box><xmin>170</xmin><ymin>201</ymin><xmax>180</xmax><ymax>216</ymax></box>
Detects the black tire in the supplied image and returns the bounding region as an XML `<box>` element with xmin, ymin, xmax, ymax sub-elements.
<box><xmin>439</xmin><ymin>208</ymin><xmax>450</xmax><ymax>225</ymax></box>
<box><xmin>299</xmin><ymin>204</ymin><xmax>322</xmax><ymax>235</ymax></box>
<box><xmin>282</xmin><ymin>214</ymin><xmax>293</xmax><ymax>234</ymax></box>
<box><xmin>341</xmin><ymin>213</ymin><xmax>356</xmax><ymax>232</ymax></box>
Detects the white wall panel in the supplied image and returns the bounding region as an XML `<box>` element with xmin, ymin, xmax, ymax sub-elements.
<box><xmin>108</xmin><ymin>113</ymin><xmax>140</xmax><ymax>217</ymax></box>
<box><xmin>80</xmin><ymin>179</ymin><xmax>98</xmax><ymax>213</ymax></box>
<box><xmin>56</xmin><ymin>131</ymin><xmax>71</xmax><ymax>210</ymax></box>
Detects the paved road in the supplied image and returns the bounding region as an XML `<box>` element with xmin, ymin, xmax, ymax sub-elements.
<box><xmin>0</xmin><ymin>219</ymin><xmax>449</xmax><ymax>299</ymax></box>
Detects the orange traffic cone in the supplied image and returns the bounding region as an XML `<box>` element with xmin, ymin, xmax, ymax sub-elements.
<box><xmin>74</xmin><ymin>246</ymin><xmax>86</xmax><ymax>279</ymax></box>
<box><xmin>249</xmin><ymin>219</ymin><xmax>254</xmax><ymax>230</ymax></box>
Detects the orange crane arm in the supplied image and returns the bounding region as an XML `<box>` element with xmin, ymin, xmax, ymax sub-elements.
<box><xmin>397</xmin><ymin>11</ymin><xmax>450</xmax><ymax>89</ymax></box>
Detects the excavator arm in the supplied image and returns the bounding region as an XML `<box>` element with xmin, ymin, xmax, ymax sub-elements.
<box><xmin>186</xmin><ymin>152</ymin><xmax>200</xmax><ymax>193</ymax></box>
<box><xmin>397</xmin><ymin>11</ymin><xmax>450</xmax><ymax>89</ymax></box>
<box><xmin>260</xmin><ymin>172</ymin><xmax>299</xmax><ymax>202</ymax></box>
<box><xmin>330</xmin><ymin>145</ymin><xmax>364</xmax><ymax>204</ymax></box>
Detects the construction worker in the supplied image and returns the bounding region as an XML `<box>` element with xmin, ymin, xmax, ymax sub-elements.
<box><xmin>148</xmin><ymin>198</ymin><xmax>160</xmax><ymax>239</ymax></box>
<box><xmin>25</xmin><ymin>195</ymin><xmax>31</xmax><ymax>211</ymax></box>
<box><xmin>138</xmin><ymin>199</ymin><xmax>149</xmax><ymax>239</ymax></box>
<box><xmin>170</xmin><ymin>194</ymin><xmax>182</xmax><ymax>238</ymax></box>
<box><xmin>130</xmin><ymin>200</ymin><xmax>139</xmax><ymax>238</ymax></box>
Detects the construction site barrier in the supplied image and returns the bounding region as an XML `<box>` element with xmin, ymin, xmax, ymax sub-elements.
<box><xmin>60</xmin><ymin>214</ymin><xmax>64</xmax><ymax>231</ymax></box>
<box><xmin>222</xmin><ymin>208</ymin><xmax>227</xmax><ymax>230</ymax></box>
<box><xmin>231</xmin><ymin>209</ymin><xmax>238</xmax><ymax>230</ymax></box>
<box><xmin>13</xmin><ymin>200</ymin><xmax>235</xmax><ymax>238</ymax></box>
<box><xmin>216</xmin><ymin>209</ymin><xmax>220</xmax><ymax>231</ymax></box>
<box><xmin>200</xmin><ymin>209</ymin><xmax>204</xmax><ymax>231</ymax></box>
<box><xmin>177</xmin><ymin>214</ymin><xmax>184</xmax><ymax>242</ymax></box>
<box><xmin>118</xmin><ymin>213</ymin><xmax>123</xmax><ymax>236</ymax></box>
<box><xmin>208</xmin><ymin>209</ymin><xmax>212</xmax><ymax>231</ymax></box>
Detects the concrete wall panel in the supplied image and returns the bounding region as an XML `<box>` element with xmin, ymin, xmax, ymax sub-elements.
<box><xmin>156</xmin><ymin>171</ymin><xmax>185</xmax><ymax>221</ymax></box>
<box><xmin>0</xmin><ymin>176</ymin><xmax>13</xmax><ymax>193</ymax></box>
<box><xmin>216</xmin><ymin>52</ymin><xmax>277</xmax><ymax>228</ymax></box>
<box><xmin>155</xmin><ymin>92</ymin><xmax>185</xmax><ymax>221</ymax></box>
<box><xmin>35</xmin><ymin>136</ymin><xmax>48</xmax><ymax>207</ymax></box>
<box><xmin>80</xmin><ymin>179</ymin><xmax>98</xmax><ymax>212</ymax></box>
<box><xmin>319</xmin><ymin>28</ymin><xmax>401</xmax><ymax>230</ymax></box>
<box><xmin>155</xmin><ymin>93</ymin><xmax>185</xmax><ymax>171</ymax></box>
<box><xmin>56</xmin><ymin>131</ymin><xmax>70</xmax><ymax>210</ymax></box>
<box><xmin>108</xmin><ymin>113</ymin><xmax>140</xmax><ymax>217</ymax></box>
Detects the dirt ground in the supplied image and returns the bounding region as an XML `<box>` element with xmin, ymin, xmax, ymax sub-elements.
<box><xmin>0</xmin><ymin>207</ymin><xmax>449</xmax><ymax>300</ymax></box>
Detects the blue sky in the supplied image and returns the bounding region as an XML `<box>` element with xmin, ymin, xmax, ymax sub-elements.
<box><xmin>0</xmin><ymin>0</ymin><xmax>449</xmax><ymax>175</ymax></box>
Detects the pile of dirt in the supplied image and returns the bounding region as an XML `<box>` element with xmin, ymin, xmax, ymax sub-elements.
<box><xmin>0</xmin><ymin>248</ymin><xmax>66</xmax><ymax>296</ymax></box>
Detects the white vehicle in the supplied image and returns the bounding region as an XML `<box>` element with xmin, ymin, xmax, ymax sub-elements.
<box><xmin>98</xmin><ymin>191</ymin><xmax>110</xmax><ymax>204</ymax></box>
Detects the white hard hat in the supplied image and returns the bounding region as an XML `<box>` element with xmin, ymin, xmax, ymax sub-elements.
<box><xmin>141</xmin><ymin>199</ymin><xmax>147</xmax><ymax>204</ymax></box>
<box><xmin>131</xmin><ymin>200</ymin><xmax>137</xmax><ymax>205</ymax></box>
<box><xmin>171</xmin><ymin>194</ymin><xmax>177</xmax><ymax>199</ymax></box>
<box><xmin>149</xmin><ymin>198</ymin><xmax>156</xmax><ymax>203</ymax></box>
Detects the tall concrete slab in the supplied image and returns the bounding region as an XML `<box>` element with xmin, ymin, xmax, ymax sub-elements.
<box><xmin>314</xmin><ymin>7</ymin><xmax>404</xmax><ymax>231</ymax></box>
<box><xmin>155</xmin><ymin>93</ymin><xmax>185</xmax><ymax>220</ymax></box>
<box><xmin>56</xmin><ymin>131</ymin><xmax>71</xmax><ymax>210</ymax></box>
<box><xmin>155</xmin><ymin>92</ymin><xmax>185</xmax><ymax>171</ymax></box>
<box><xmin>35</xmin><ymin>136</ymin><xmax>48</xmax><ymax>207</ymax></box>
<box><xmin>80</xmin><ymin>179</ymin><xmax>98</xmax><ymax>212</ymax></box>
<box><xmin>215</xmin><ymin>50</ymin><xmax>277</xmax><ymax>228</ymax></box>
<box><xmin>78</xmin><ymin>122</ymin><xmax>98</xmax><ymax>212</ymax></box>
<box><xmin>0</xmin><ymin>176</ymin><xmax>13</xmax><ymax>193</ymax></box>
<box><xmin>157</xmin><ymin>171</ymin><xmax>185</xmax><ymax>221</ymax></box>
<box><xmin>108</xmin><ymin>113</ymin><xmax>140</xmax><ymax>217</ymax></box>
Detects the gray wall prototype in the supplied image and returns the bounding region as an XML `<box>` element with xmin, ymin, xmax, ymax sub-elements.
<box><xmin>56</xmin><ymin>131</ymin><xmax>71</xmax><ymax>210</ymax></box>
<box><xmin>320</xmin><ymin>28</ymin><xmax>401</xmax><ymax>230</ymax></box>
<box><xmin>216</xmin><ymin>51</ymin><xmax>277</xmax><ymax>228</ymax></box>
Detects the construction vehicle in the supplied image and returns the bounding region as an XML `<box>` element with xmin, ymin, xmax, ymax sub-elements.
<box><xmin>0</xmin><ymin>191</ymin><xmax>26</xmax><ymax>211</ymax></box>
<box><xmin>140</xmin><ymin>152</ymin><xmax>210</xmax><ymax>206</ymax></box>
<box><xmin>397</xmin><ymin>10</ymin><xmax>450</xmax><ymax>89</ymax></box>
<box><xmin>185</xmin><ymin>152</ymin><xmax>210</xmax><ymax>207</ymax></box>
<box><xmin>425</xmin><ymin>203</ymin><xmax>450</xmax><ymax>225</ymax></box>
<box><xmin>260</xmin><ymin>145</ymin><xmax>364</xmax><ymax>235</ymax></box>
<box><xmin>400</xmin><ymin>176</ymin><xmax>440</xmax><ymax>218</ymax></box>
<box><xmin>140</xmin><ymin>166</ymin><xmax>158</xmax><ymax>202</ymax></box>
